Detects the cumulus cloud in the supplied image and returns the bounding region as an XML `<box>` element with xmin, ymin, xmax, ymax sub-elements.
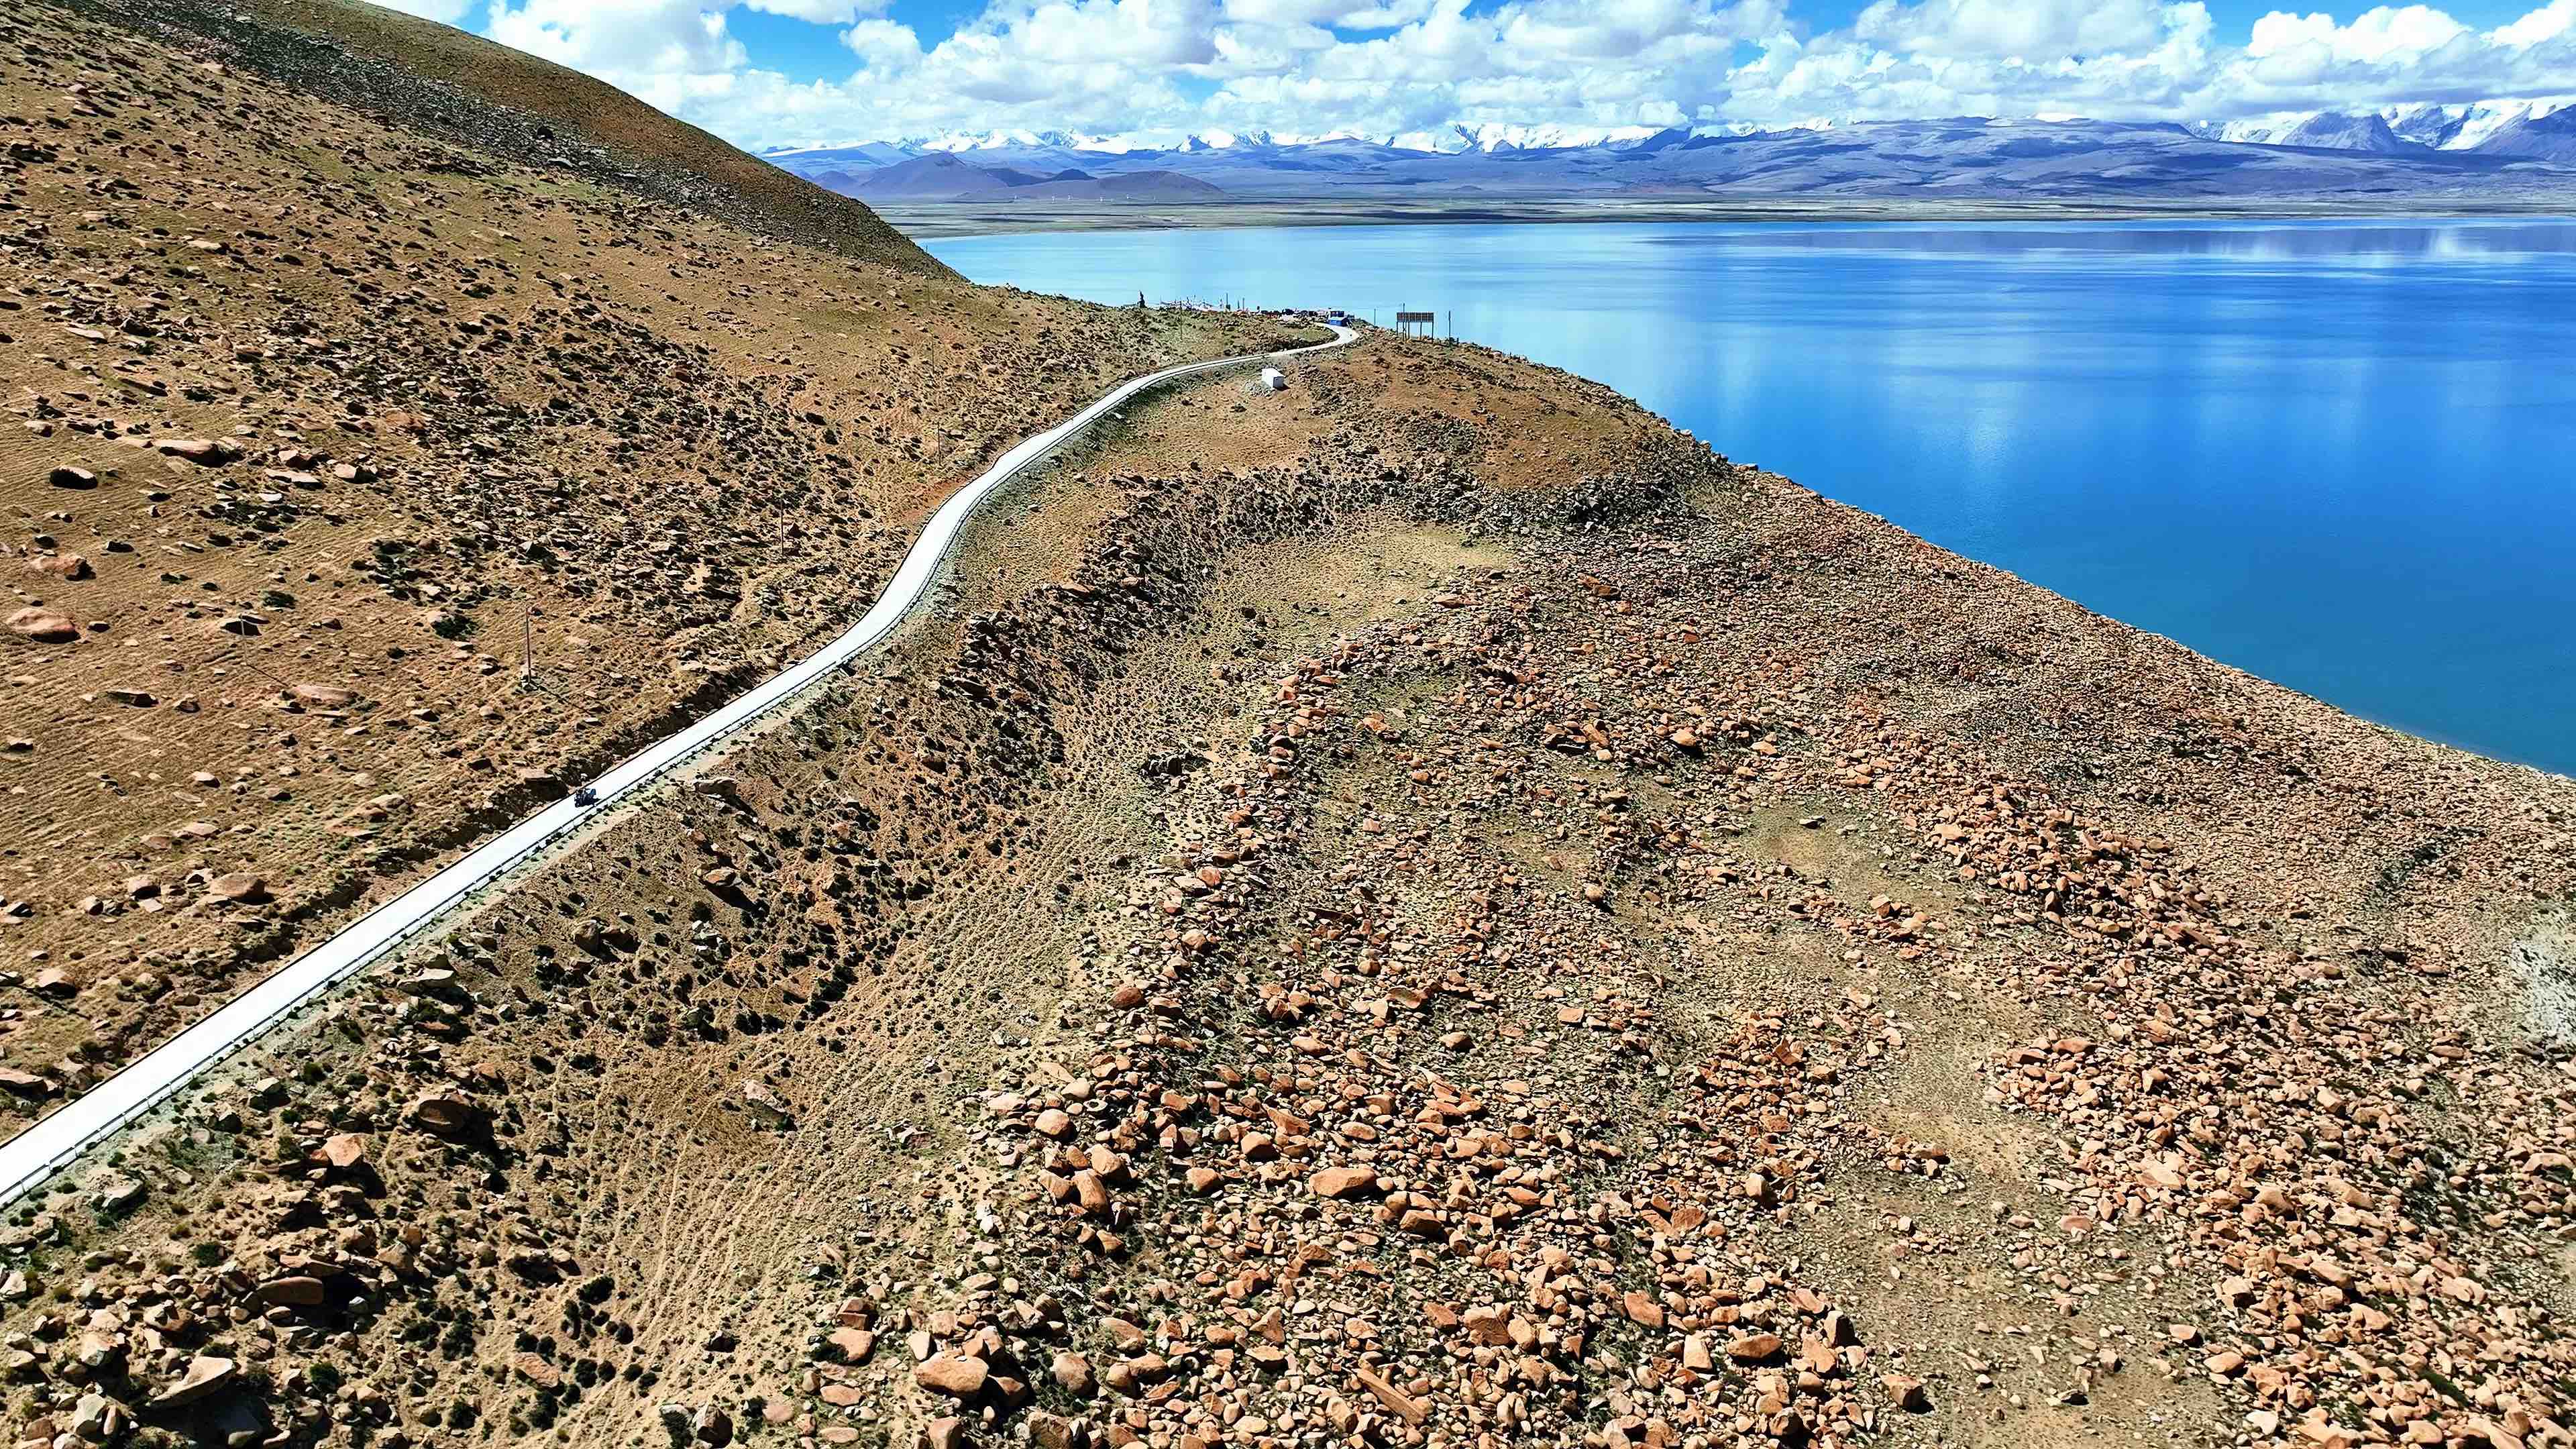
<box><xmin>2245</xmin><ymin>5</ymin><xmax>2466</xmax><ymax>62</ymax></box>
<box><xmin>2489</xmin><ymin>0</ymin><xmax>2573</xmax><ymax>46</ymax></box>
<box><xmin>467</xmin><ymin>0</ymin><xmax>2576</xmax><ymax>151</ymax></box>
<box><xmin>841</xmin><ymin>17</ymin><xmax>926</xmax><ymax>68</ymax></box>
<box><xmin>485</xmin><ymin>0</ymin><xmax>749</xmax><ymax>112</ymax></box>
<box><xmin>1854</xmin><ymin>0</ymin><xmax>2167</xmax><ymax>60</ymax></box>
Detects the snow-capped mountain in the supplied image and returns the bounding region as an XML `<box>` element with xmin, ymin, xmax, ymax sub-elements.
<box><xmin>771</xmin><ymin>100</ymin><xmax>2576</xmax><ymax>172</ymax></box>
<box><xmin>1448</xmin><ymin>122</ymin><xmax>1663</xmax><ymax>152</ymax></box>
<box><xmin>2204</xmin><ymin>97</ymin><xmax>2572</xmax><ymax>152</ymax></box>
<box><xmin>2204</xmin><ymin>111</ymin><xmax>2412</xmax><ymax>152</ymax></box>
<box><xmin>762</xmin><ymin>119</ymin><xmax>1828</xmax><ymax>162</ymax></box>
<box><xmin>918</xmin><ymin>129</ymin><xmax>1124</xmax><ymax>154</ymax></box>
<box><xmin>759</xmin><ymin>105</ymin><xmax>2576</xmax><ymax>205</ymax></box>
<box><xmin>2384</xmin><ymin>98</ymin><xmax>2571</xmax><ymax>150</ymax></box>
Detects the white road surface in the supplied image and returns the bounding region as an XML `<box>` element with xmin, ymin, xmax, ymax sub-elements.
<box><xmin>0</xmin><ymin>323</ymin><xmax>1357</xmax><ymax>1208</ymax></box>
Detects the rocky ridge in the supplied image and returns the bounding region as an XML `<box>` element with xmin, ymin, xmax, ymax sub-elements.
<box><xmin>1</xmin><ymin>0</ymin><xmax>1299</xmax><ymax>1113</ymax></box>
<box><xmin>0</xmin><ymin>338</ymin><xmax>2564</xmax><ymax>1449</ymax></box>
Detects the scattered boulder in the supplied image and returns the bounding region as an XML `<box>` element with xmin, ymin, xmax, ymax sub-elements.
<box><xmin>154</xmin><ymin>437</ymin><xmax>239</xmax><ymax>465</ymax></box>
<box><xmin>3</xmin><ymin>606</ymin><xmax>74</xmax><ymax>643</ymax></box>
<box><xmin>913</xmin><ymin>1354</ymin><xmax>988</xmax><ymax>1397</ymax></box>
<box><xmin>70</xmin><ymin>1391</ymin><xmax>128</xmax><ymax>1443</ymax></box>
<box><xmin>90</xmin><ymin>1174</ymin><xmax>144</xmax><ymax>1215</ymax></box>
<box><xmin>205</xmin><ymin>873</ymin><xmax>269</xmax><ymax>904</ymax></box>
<box><xmin>1308</xmin><ymin>1166</ymin><xmax>1378</xmax><ymax>1199</ymax></box>
<box><xmin>150</xmin><ymin>1355</ymin><xmax>235</xmax><ymax>1408</ymax></box>
<box><xmin>250</xmin><ymin>1275</ymin><xmax>327</xmax><ymax>1308</ymax></box>
<box><xmin>513</xmin><ymin>1352</ymin><xmax>560</xmax><ymax>1390</ymax></box>
<box><xmin>739</xmin><ymin>1080</ymin><xmax>790</xmax><ymax>1124</ymax></box>
<box><xmin>406</xmin><ymin>1090</ymin><xmax>482</xmax><ymax>1138</ymax></box>
<box><xmin>1727</xmin><ymin>1332</ymin><xmax>1784</xmax><ymax>1362</ymax></box>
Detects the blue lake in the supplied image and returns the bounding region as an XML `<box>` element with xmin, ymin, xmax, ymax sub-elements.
<box><xmin>924</xmin><ymin>219</ymin><xmax>2576</xmax><ymax>775</ymax></box>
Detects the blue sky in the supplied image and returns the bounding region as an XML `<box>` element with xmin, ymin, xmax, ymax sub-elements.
<box><xmin>381</xmin><ymin>0</ymin><xmax>2576</xmax><ymax>150</ymax></box>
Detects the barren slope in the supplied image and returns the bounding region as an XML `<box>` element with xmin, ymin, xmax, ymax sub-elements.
<box><xmin>5</xmin><ymin>7</ymin><xmax>2575</xmax><ymax>1449</ymax></box>
<box><xmin>76</xmin><ymin>0</ymin><xmax>946</xmax><ymax>276</ymax></box>
<box><xmin>1</xmin><ymin>0</ymin><xmax>1296</xmax><ymax>1112</ymax></box>
<box><xmin>0</xmin><ymin>326</ymin><xmax>2567</xmax><ymax>1449</ymax></box>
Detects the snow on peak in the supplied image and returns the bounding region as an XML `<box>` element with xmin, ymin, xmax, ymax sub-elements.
<box><xmin>1450</xmin><ymin>122</ymin><xmax>1666</xmax><ymax>152</ymax></box>
<box><xmin>2200</xmin><ymin>97</ymin><xmax>2574</xmax><ymax>152</ymax></box>
<box><xmin>2390</xmin><ymin>96</ymin><xmax>2573</xmax><ymax>150</ymax></box>
<box><xmin>913</xmin><ymin>129</ymin><xmax>1110</xmax><ymax>153</ymax></box>
<box><xmin>786</xmin><ymin>100</ymin><xmax>2571</xmax><ymax>168</ymax></box>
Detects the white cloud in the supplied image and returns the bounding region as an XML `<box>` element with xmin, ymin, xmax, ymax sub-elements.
<box><xmin>745</xmin><ymin>0</ymin><xmax>880</xmax><ymax>20</ymax></box>
<box><xmin>1218</xmin><ymin>0</ymin><xmax>1438</xmax><ymax>31</ymax></box>
<box><xmin>842</xmin><ymin>17</ymin><xmax>926</xmax><ymax>67</ymax></box>
<box><xmin>472</xmin><ymin>0</ymin><xmax>2576</xmax><ymax>151</ymax></box>
<box><xmin>1013</xmin><ymin>0</ymin><xmax>1222</xmax><ymax>68</ymax></box>
<box><xmin>2489</xmin><ymin>0</ymin><xmax>2573</xmax><ymax>46</ymax></box>
<box><xmin>1854</xmin><ymin>0</ymin><xmax>2167</xmax><ymax>60</ymax></box>
<box><xmin>485</xmin><ymin>0</ymin><xmax>749</xmax><ymax>113</ymax></box>
<box><xmin>372</xmin><ymin>0</ymin><xmax>476</xmax><ymax>24</ymax></box>
<box><xmin>2245</xmin><ymin>5</ymin><xmax>2465</xmax><ymax>62</ymax></box>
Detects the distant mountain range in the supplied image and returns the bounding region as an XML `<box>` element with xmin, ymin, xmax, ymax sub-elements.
<box><xmin>824</xmin><ymin>151</ymin><xmax>1230</xmax><ymax>203</ymax></box>
<box><xmin>761</xmin><ymin>104</ymin><xmax>2576</xmax><ymax>204</ymax></box>
<box><xmin>2202</xmin><ymin>98</ymin><xmax>2570</xmax><ymax>156</ymax></box>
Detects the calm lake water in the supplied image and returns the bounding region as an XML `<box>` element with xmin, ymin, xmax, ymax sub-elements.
<box><xmin>924</xmin><ymin>219</ymin><xmax>2576</xmax><ymax>774</ymax></box>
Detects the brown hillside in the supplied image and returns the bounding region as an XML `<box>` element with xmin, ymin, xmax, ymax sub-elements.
<box><xmin>2</xmin><ymin>0</ymin><xmax>1297</xmax><ymax>1110</ymax></box>
<box><xmin>9</xmin><ymin>324</ymin><xmax>2574</xmax><ymax>1449</ymax></box>
<box><xmin>69</xmin><ymin>0</ymin><xmax>947</xmax><ymax>276</ymax></box>
<box><xmin>6</xmin><ymin>5</ymin><xmax>2576</xmax><ymax>1449</ymax></box>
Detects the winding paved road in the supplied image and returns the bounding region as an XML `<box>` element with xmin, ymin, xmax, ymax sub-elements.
<box><xmin>0</xmin><ymin>323</ymin><xmax>1358</xmax><ymax>1208</ymax></box>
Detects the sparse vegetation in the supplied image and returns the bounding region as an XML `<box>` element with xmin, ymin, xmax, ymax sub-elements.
<box><xmin>1</xmin><ymin>7</ymin><xmax>2571</xmax><ymax>1449</ymax></box>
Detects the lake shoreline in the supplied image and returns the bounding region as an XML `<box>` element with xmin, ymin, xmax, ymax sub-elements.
<box><xmin>881</xmin><ymin>193</ymin><xmax>2576</xmax><ymax>239</ymax></box>
<box><xmin>926</xmin><ymin>216</ymin><xmax>2576</xmax><ymax>773</ymax></box>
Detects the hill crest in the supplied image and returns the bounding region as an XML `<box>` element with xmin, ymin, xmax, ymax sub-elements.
<box><xmin>87</xmin><ymin>0</ymin><xmax>951</xmax><ymax>275</ymax></box>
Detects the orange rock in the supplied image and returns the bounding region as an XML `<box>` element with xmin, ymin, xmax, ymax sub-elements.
<box><xmin>206</xmin><ymin>873</ymin><xmax>269</xmax><ymax>904</ymax></box>
<box><xmin>913</xmin><ymin>1354</ymin><xmax>987</xmax><ymax>1397</ymax></box>
<box><xmin>5</xmin><ymin>608</ymin><xmax>77</xmax><ymax>643</ymax></box>
<box><xmin>1725</xmin><ymin>1333</ymin><xmax>1782</xmax><ymax>1362</ymax></box>
<box><xmin>1309</xmin><ymin>1167</ymin><xmax>1377</xmax><ymax>1199</ymax></box>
